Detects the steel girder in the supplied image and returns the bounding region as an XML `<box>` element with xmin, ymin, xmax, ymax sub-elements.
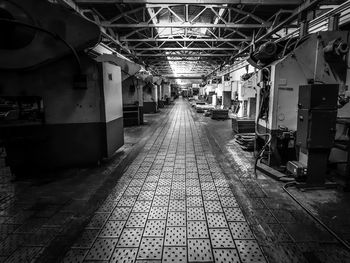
<box><xmin>67</xmin><ymin>0</ymin><xmax>320</xmax><ymax>76</ymax></box>
<box><xmin>75</xmin><ymin>0</ymin><xmax>302</xmax><ymax>4</ymax></box>
<box><xmin>105</xmin><ymin>3</ymin><xmax>267</xmax><ymax>74</ymax></box>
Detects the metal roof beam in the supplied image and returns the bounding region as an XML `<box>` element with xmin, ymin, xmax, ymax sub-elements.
<box><xmin>151</xmin><ymin>62</ymin><xmax>214</xmax><ymax>66</ymax></box>
<box><xmin>136</xmin><ymin>53</ymin><xmax>232</xmax><ymax>57</ymax></box>
<box><xmin>163</xmin><ymin>75</ymin><xmax>204</xmax><ymax>79</ymax></box>
<box><xmin>120</xmin><ymin>38</ymin><xmax>251</xmax><ymax>42</ymax></box>
<box><xmin>132</xmin><ymin>47</ymin><xmax>237</xmax><ymax>51</ymax></box>
<box><xmin>148</xmin><ymin>59</ymin><xmax>220</xmax><ymax>62</ymax></box>
<box><xmin>157</xmin><ymin>69</ymin><xmax>212</xmax><ymax>71</ymax></box>
<box><xmin>76</xmin><ymin>0</ymin><xmax>302</xmax><ymax>4</ymax></box>
<box><xmin>102</xmin><ymin>22</ymin><xmax>270</xmax><ymax>28</ymax></box>
<box><xmin>146</xmin><ymin>58</ymin><xmax>220</xmax><ymax>62</ymax></box>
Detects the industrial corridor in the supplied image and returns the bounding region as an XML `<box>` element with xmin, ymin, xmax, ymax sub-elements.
<box><xmin>0</xmin><ymin>100</ymin><xmax>348</xmax><ymax>263</ymax></box>
<box><xmin>64</xmin><ymin>99</ymin><xmax>266</xmax><ymax>263</ymax></box>
<box><xmin>2</xmin><ymin>1</ymin><xmax>350</xmax><ymax>262</ymax></box>
<box><xmin>58</xmin><ymin>99</ymin><xmax>348</xmax><ymax>263</ymax></box>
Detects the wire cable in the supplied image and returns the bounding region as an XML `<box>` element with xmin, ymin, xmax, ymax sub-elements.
<box><xmin>254</xmin><ymin>133</ymin><xmax>272</xmax><ymax>177</ymax></box>
<box><xmin>254</xmin><ymin>68</ymin><xmax>272</xmax><ymax>177</ymax></box>
<box><xmin>281</xmin><ymin>37</ymin><xmax>296</xmax><ymax>58</ymax></box>
<box><xmin>283</xmin><ymin>182</ymin><xmax>350</xmax><ymax>252</ymax></box>
<box><xmin>0</xmin><ymin>18</ymin><xmax>82</xmax><ymax>72</ymax></box>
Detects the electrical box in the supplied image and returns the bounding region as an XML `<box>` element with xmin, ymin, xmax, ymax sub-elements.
<box><xmin>297</xmin><ymin>109</ymin><xmax>337</xmax><ymax>148</ymax></box>
<box><xmin>298</xmin><ymin>84</ymin><xmax>339</xmax><ymax>110</ymax></box>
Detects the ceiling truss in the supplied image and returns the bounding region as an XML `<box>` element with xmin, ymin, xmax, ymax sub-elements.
<box><xmin>94</xmin><ymin>3</ymin><xmax>273</xmax><ymax>75</ymax></box>
<box><xmin>76</xmin><ymin>0</ymin><xmax>302</xmax><ymax>4</ymax></box>
<box><xmin>72</xmin><ymin>0</ymin><xmax>324</xmax><ymax>77</ymax></box>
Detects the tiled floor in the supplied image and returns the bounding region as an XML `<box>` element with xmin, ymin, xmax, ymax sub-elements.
<box><xmin>62</xmin><ymin>101</ymin><xmax>267</xmax><ymax>263</ymax></box>
<box><xmin>0</xmin><ymin>108</ymin><xmax>172</xmax><ymax>262</ymax></box>
<box><xmin>1</xmin><ymin>99</ymin><xmax>348</xmax><ymax>262</ymax></box>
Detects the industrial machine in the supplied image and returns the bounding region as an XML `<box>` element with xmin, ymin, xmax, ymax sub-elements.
<box><xmin>96</xmin><ymin>54</ymin><xmax>145</xmax><ymax>127</ymax></box>
<box><xmin>239</xmin><ymin>73</ymin><xmax>257</xmax><ymax>119</ymax></box>
<box><xmin>143</xmin><ymin>82</ymin><xmax>158</xmax><ymax>114</ymax></box>
<box><xmin>230</xmin><ymin>74</ymin><xmax>257</xmax><ymax>135</ymax></box>
<box><xmin>122</xmin><ymin>76</ymin><xmax>144</xmax><ymax>126</ymax></box>
<box><xmin>288</xmin><ymin>84</ymin><xmax>339</xmax><ymax>185</ymax></box>
<box><xmin>252</xmin><ymin>31</ymin><xmax>349</xmax><ymax>186</ymax></box>
<box><xmin>0</xmin><ymin>0</ymin><xmax>125</xmax><ymax>175</ymax></box>
<box><xmin>222</xmin><ymin>80</ymin><xmax>232</xmax><ymax>109</ymax></box>
<box><xmin>202</xmin><ymin>84</ymin><xmax>217</xmax><ymax>104</ymax></box>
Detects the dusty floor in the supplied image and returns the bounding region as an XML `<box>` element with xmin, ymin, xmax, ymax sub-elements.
<box><xmin>0</xmin><ymin>99</ymin><xmax>349</xmax><ymax>263</ymax></box>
